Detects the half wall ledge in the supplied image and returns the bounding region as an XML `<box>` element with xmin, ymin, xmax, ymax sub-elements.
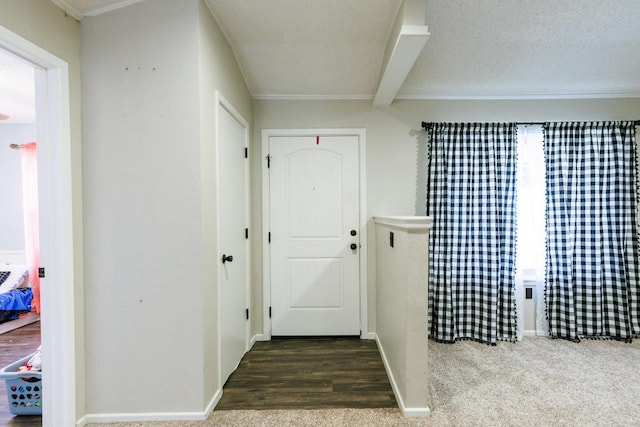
<box><xmin>373</xmin><ymin>215</ymin><xmax>432</xmax><ymax>417</ymax></box>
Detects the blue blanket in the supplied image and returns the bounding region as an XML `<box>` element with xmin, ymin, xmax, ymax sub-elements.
<box><xmin>0</xmin><ymin>288</ymin><xmax>32</xmax><ymax>323</ymax></box>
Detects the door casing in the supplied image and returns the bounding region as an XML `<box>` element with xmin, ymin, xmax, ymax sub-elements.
<box><xmin>0</xmin><ymin>25</ymin><xmax>75</xmax><ymax>426</ymax></box>
<box><xmin>216</xmin><ymin>91</ymin><xmax>250</xmax><ymax>386</ymax></box>
<box><xmin>261</xmin><ymin>128</ymin><xmax>369</xmax><ymax>340</ymax></box>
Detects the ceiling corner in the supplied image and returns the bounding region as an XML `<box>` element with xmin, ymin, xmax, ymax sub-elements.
<box><xmin>49</xmin><ymin>0</ymin><xmax>85</xmax><ymax>20</ymax></box>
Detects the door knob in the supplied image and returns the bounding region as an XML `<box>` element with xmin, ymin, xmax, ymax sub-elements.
<box><xmin>350</xmin><ymin>243</ymin><xmax>357</xmax><ymax>250</ymax></box>
<box><xmin>222</xmin><ymin>254</ymin><xmax>234</xmax><ymax>264</ymax></box>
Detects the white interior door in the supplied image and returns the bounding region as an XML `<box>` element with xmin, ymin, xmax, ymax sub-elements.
<box><xmin>218</xmin><ymin>99</ymin><xmax>249</xmax><ymax>384</ymax></box>
<box><xmin>269</xmin><ymin>135</ymin><xmax>360</xmax><ymax>336</ymax></box>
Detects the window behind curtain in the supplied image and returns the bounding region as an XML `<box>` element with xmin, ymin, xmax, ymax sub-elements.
<box><xmin>516</xmin><ymin>125</ymin><xmax>546</xmax><ymax>337</ymax></box>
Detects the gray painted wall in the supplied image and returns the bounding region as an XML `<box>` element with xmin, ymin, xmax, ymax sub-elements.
<box><xmin>253</xmin><ymin>97</ymin><xmax>640</xmax><ymax>334</ymax></box>
<box><xmin>81</xmin><ymin>0</ymin><xmax>252</xmax><ymax>416</ymax></box>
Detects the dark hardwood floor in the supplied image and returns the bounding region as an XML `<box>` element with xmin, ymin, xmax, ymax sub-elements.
<box><xmin>0</xmin><ymin>321</ymin><xmax>41</xmax><ymax>426</ymax></box>
<box><xmin>216</xmin><ymin>337</ymin><xmax>397</xmax><ymax>410</ymax></box>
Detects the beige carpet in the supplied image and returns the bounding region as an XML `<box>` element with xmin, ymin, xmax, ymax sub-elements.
<box><xmin>88</xmin><ymin>336</ymin><xmax>640</xmax><ymax>427</ymax></box>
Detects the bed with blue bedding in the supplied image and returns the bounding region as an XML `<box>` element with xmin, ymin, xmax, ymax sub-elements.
<box><xmin>0</xmin><ymin>267</ymin><xmax>33</xmax><ymax>325</ymax></box>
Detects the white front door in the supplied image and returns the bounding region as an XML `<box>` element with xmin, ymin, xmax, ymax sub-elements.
<box><xmin>269</xmin><ymin>135</ymin><xmax>360</xmax><ymax>336</ymax></box>
<box><xmin>218</xmin><ymin>98</ymin><xmax>249</xmax><ymax>384</ymax></box>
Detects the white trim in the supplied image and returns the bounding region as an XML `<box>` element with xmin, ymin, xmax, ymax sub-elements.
<box><xmin>81</xmin><ymin>411</ymin><xmax>209</xmax><ymax>424</ymax></box>
<box><xmin>80</xmin><ymin>387</ymin><xmax>222</xmax><ymax>425</ymax></box>
<box><xmin>204</xmin><ymin>388</ymin><xmax>223</xmax><ymax>420</ymax></box>
<box><xmin>357</xmin><ymin>130</ymin><xmax>369</xmax><ymax>338</ymax></box>
<box><xmin>261</xmin><ymin>128</ymin><xmax>368</xmax><ymax>339</ymax></box>
<box><xmin>396</xmin><ymin>91</ymin><xmax>640</xmax><ymax>100</ymax></box>
<box><xmin>215</xmin><ymin>91</ymin><xmax>251</xmax><ymax>389</ymax></box>
<box><xmin>51</xmin><ymin>0</ymin><xmax>146</xmax><ymax>19</ymax></box>
<box><xmin>372</xmin><ymin>216</ymin><xmax>433</xmax><ymax>232</ymax></box>
<box><xmin>253</xmin><ymin>94</ymin><xmax>374</xmax><ymax>101</ymax></box>
<box><xmin>0</xmin><ymin>25</ymin><xmax>76</xmax><ymax>427</ymax></box>
<box><xmin>402</xmin><ymin>407</ymin><xmax>433</xmax><ymax>417</ymax></box>
<box><xmin>251</xmin><ymin>91</ymin><xmax>640</xmax><ymax>102</ymax></box>
<box><xmin>80</xmin><ymin>388</ymin><xmax>224</xmax><ymax>426</ymax></box>
<box><xmin>253</xmin><ymin>333</ymin><xmax>271</xmax><ymax>342</ymax></box>
<box><xmin>261</xmin><ymin>133</ymin><xmax>271</xmax><ymax>337</ymax></box>
<box><xmin>360</xmin><ymin>332</ymin><xmax>376</xmax><ymax>340</ymax></box>
<box><xmin>83</xmin><ymin>0</ymin><xmax>146</xmax><ymax>17</ymax></box>
<box><xmin>375</xmin><ymin>334</ymin><xmax>431</xmax><ymax>418</ymax></box>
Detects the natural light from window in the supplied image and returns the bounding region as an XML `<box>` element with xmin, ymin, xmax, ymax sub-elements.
<box><xmin>516</xmin><ymin>125</ymin><xmax>547</xmax><ymax>337</ymax></box>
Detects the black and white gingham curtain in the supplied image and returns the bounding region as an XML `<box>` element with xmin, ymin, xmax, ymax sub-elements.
<box><xmin>544</xmin><ymin>121</ymin><xmax>640</xmax><ymax>342</ymax></box>
<box><xmin>426</xmin><ymin>123</ymin><xmax>518</xmax><ymax>344</ymax></box>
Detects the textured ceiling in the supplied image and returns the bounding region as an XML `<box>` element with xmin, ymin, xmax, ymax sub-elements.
<box><xmin>45</xmin><ymin>0</ymin><xmax>640</xmax><ymax>101</ymax></box>
<box><xmin>402</xmin><ymin>0</ymin><xmax>640</xmax><ymax>99</ymax></box>
<box><xmin>206</xmin><ymin>0</ymin><xmax>403</xmax><ymax>98</ymax></box>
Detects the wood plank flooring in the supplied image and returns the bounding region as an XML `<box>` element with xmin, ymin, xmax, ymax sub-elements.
<box><xmin>216</xmin><ymin>337</ymin><xmax>397</xmax><ymax>410</ymax></box>
<box><xmin>0</xmin><ymin>321</ymin><xmax>41</xmax><ymax>426</ymax></box>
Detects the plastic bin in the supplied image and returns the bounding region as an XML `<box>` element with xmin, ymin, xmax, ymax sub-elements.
<box><xmin>0</xmin><ymin>352</ymin><xmax>42</xmax><ymax>415</ymax></box>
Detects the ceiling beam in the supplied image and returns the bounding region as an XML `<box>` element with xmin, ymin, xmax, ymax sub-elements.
<box><xmin>373</xmin><ymin>0</ymin><xmax>429</xmax><ymax>107</ymax></box>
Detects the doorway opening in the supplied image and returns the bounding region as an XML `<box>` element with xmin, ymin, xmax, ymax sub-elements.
<box><xmin>0</xmin><ymin>25</ymin><xmax>76</xmax><ymax>426</ymax></box>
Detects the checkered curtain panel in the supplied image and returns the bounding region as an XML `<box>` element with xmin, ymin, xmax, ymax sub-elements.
<box><xmin>426</xmin><ymin>123</ymin><xmax>518</xmax><ymax>344</ymax></box>
<box><xmin>544</xmin><ymin>121</ymin><xmax>640</xmax><ymax>342</ymax></box>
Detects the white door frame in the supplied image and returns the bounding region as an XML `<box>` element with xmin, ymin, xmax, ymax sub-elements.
<box><xmin>216</xmin><ymin>91</ymin><xmax>250</xmax><ymax>387</ymax></box>
<box><xmin>261</xmin><ymin>128</ymin><xmax>368</xmax><ymax>339</ymax></box>
<box><xmin>0</xmin><ymin>26</ymin><xmax>76</xmax><ymax>426</ymax></box>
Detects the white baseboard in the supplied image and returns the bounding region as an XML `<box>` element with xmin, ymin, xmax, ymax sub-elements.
<box><xmin>402</xmin><ymin>407</ymin><xmax>431</xmax><ymax>417</ymax></box>
<box><xmin>80</xmin><ymin>388</ymin><xmax>222</xmax><ymax>426</ymax></box>
<box><xmin>253</xmin><ymin>333</ymin><xmax>271</xmax><ymax>342</ymax></box>
<box><xmin>524</xmin><ymin>330</ymin><xmax>549</xmax><ymax>337</ymax></box>
<box><xmin>360</xmin><ymin>331</ymin><xmax>376</xmax><ymax>340</ymax></box>
<box><xmin>205</xmin><ymin>388</ymin><xmax>223</xmax><ymax>418</ymax></box>
<box><xmin>374</xmin><ymin>334</ymin><xmax>430</xmax><ymax>418</ymax></box>
<box><xmin>82</xmin><ymin>412</ymin><xmax>206</xmax><ymax>424</ymax></box>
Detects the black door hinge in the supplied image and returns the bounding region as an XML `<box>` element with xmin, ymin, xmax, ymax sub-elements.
<box><xmin>245</xmin><ymin>228</ymin><xmax>249</xmax><ymax>239</ymax></box>
<box><xmin>267</xmin><ymin>154</ymin><xmax>271</xmax><ymax>168</ymax></box>
<box><xmin>268</xmin><ymin>232</ymin><xmax>271</xmax><ymax>243</ymax></box>
<box><xmin>245</xmin><ymin>308</ymin><xmax>249</xmax><ymax>320</ymax></box>
<box><xmin>244</xmin><ymin>147</ymin><xmax>248</xmax><ymax>159</ymax></box>
<box><xmin>38</xmin><ymin>267</ymin><xmax>45</xmax><ymax>278</ymax></box>
<box><xmin>269</xmin><ymin>306</ymin><xmax>272</xmax><ymax>318</ymax></box>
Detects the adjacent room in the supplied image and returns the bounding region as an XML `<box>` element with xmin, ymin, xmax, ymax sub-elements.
<box><xmin>0</xmin><ymin>0</ymin><xmax>638</xmax><ymax>426</ymax></box>
<box><xmin>0</xmin><ymin>46</ymin><xmax>42</xmax><ymax>423</ymax></box>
